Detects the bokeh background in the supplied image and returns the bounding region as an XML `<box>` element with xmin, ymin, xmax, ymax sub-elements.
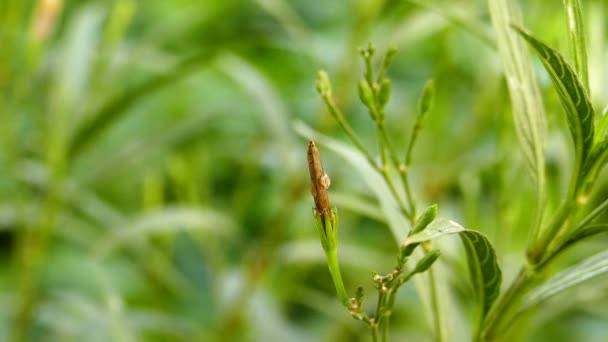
<box><xmin>1</xmin><ymin>0</ymin><xmax>607</xmax><ymax>341</ymax></box>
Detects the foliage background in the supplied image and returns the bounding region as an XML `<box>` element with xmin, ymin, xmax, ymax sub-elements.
<box><xmin>1</xmin><ymin>0</ymin><xmax>607</xmax><ymax>341</ymax></box>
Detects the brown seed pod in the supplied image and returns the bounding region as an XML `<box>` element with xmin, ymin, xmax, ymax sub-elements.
<box><xmin>307</xmin><ymin>140</ymin><xmax>332</xmax><ymax>220</ymax></box>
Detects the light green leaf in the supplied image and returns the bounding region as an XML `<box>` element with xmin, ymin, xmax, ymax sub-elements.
<box><xmin>93</xmin><ymin>207</ymin><xmax>236</xmax><ymax>259</ymax></box>
<box><xmin>404</xmin><ymin>218</ymin><xmax>502</xmax><ymax>319</ymax></box>
<box><xmin>514</xmin><ymin>26</ymin><xmax>595</xmax><ymax>166</ymax></box>
<box><xmin>69</xmin><ymin>50</ymin><xmax>216</xmax><ymax>159</ymax></box>
<box><xmin>521</xmin><ymin>250</ymin><xmax>608</xmax><ymax>311</ymax></box>
<box><xmin>489</xmin><ymin>0</ymin><xmax>546</xmax><ymax>242</ymax></box>
<box><xmin>564</xmin><ymin>0</ymin><xmax>589</xmax><ymax>91</ymax></box>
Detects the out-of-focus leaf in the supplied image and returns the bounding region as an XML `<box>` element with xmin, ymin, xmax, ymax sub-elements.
<box><xmin>489</xmin><ymin>0</ymin><xmax>547</xmax><ymax>240</ymax></box>
<box><xmin>331</xmin><ymin>192</ymin><xmax>386</xmax><ymax>223</ymax></box>
<box><xmin>78</xmin><ymin>113</ymin><xmax>214</xmax><ymax>183</ymax></box>
<box><xmin>404</xmin><ymin>218</ymin><xmax>502</xmax><ymax>324</ymax></box>
<box><xmin>216</xmin><ymin>53</ymin><xmax>296</xmax><ymax>171</ymax></box>
<box><xmin>563</xmin><ymin>0</ymin><xmax>589</xmax><ymax>91</ymax></box>
<box><xmin>407</xmin><ymin>0</ymin><xmax>494</xmax><ymax>47</ymax></box>
<box><xmin>521</xmin><ymin>250</ymin><xmax>608</xmax><ymax>311</ymax></box>
<box><xmin>69</xmin><ymin>50</ymin><xmax>216</xmax><ymax>160</ymax></box>
<box><xmin>514</xmin><ymin>26</ymin><xmax>595</xmax><ymax>167</ymax></box>
<box><xmin>93</xmin><ymin>207</ymin><xmax>236</xmax><ymax>259</ymax></box>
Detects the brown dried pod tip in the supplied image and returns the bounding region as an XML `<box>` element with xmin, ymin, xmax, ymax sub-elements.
<box><xmin>307</xmin><ymin>140</ymin><xmax>332</xmax><ymax>222</ymax></box>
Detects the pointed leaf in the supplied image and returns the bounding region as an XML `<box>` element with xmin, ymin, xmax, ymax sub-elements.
<box><xmin>489</xmin><ymin>0</ymin><xmax>547</xmax><ymax>242</ymax></box>
<box><xmin>521</xmin><ymin>250</ymin><xmax>608</xmax><ymax>311</ymax></box>
<box><xmin>562</xmin><ymin>224</ymin><xmax>608</xmax><ymax>251</ymax></box>
<box><xmin>564</xmin><ymin>0</ymin><xmax>589</xmax><ymax>91</ymax></box>
<box><xmin>404</xmin><ymin>218</ymin><xmax>502</xmax><ymax>319</ymax></box>
<box><xmin>513</xmin><ymin>26</ymin><xmax>595</xmax><ymax>165</ymax></box>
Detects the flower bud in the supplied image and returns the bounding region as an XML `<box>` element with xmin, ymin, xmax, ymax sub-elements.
<box><xmin>413</xmin><ymin>249</ymin><xmax>441</xmax><ymax>273</ymax></box>
<box><xmin>411</xmin><ymin>204</ymin><xmax>438</xmax><ymax>235</ymax></box>
<box><xmin>378</xmin><ymin>79</ymin><xmax>391</xmax><ymax>109</ymax></box>
<box><xmin>358</xmin><ymin>80</ymin><xmax>376</xmax><ymax>117</ymax></box>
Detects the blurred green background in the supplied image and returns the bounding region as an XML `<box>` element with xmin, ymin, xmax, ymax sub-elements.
<box><xmin>1</xmin><ymin>0</ymin><xmax>607</xmax><ymax>341</ymax></box>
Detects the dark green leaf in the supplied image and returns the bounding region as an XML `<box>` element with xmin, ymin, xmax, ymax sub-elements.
<box><xmin>561</xmin><ymin>224</ymin><xmax>608</xmax><ymax>251</ymax></box>
<box><xmin>513</xmin><ymin>26</ymin><xmax>595</xmax><ymax>165</ymax></box>
<box><xmin>404</xmin><ymin>218</ymin><xmax>502</xmax><ymax>318</ymax></box>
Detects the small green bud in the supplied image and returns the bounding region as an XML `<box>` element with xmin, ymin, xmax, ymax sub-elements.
<box><xmin>383</xmin><ymin>47</ymin><xmax>397</xmax><ymax>68</ymax></box>
<box><xmin>360</xmin><ymin>42</ymin><xmax>376</xmax><ymax>59</ymax></box>
<box><xmin>316</xmin><ymin>70</ymin><xmax>332</xmax><ymax>96</ymax></box>
<box><xmin>413</xmin><ymin>249</ymin><xmax>441</xmax><ymax>273</ymax></box>
<box><xmin>418</xmin><ymin>79</ymin><xmax>435</xmax><ymax>117</ymax></box>
<box><xmin>411</xmin><ymin>204</ymin><xmax>437</xmax><ymax>235</ymax></box>
<box><xmin>358</xmin><ymin>80</ymin><xmax>376</xmax><ymax>114</ymax></box>
<box><xmin>378</xmin><ymin>79</ymin><xmax>391</xmax><ymax>109</ymax></box>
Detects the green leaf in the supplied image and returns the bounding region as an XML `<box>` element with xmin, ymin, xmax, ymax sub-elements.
<box><xmin>578</xmin><ymin>139</ymin><xmax>608</xmax><ymax>193</ymax></box>
<box><xmin>68</xmin><ymin>50</ymin><xmax>216</xmax><ymax>160</ymax></box>
<box><xmin>564</xmin><ymin>0</ymin><xmax>589</xmax><ymax>91</ymax></box>
<box><xmin>521</xmin><ymin>250</ymin><xmax>608</xmax><ymax>311</ymax></box>
<box><xmin>513</xmin><ymin>26</ymin><xmax>595</xmax><ymax>166</ymax></box>
<box><xmin>489</xmin><ymin>0</ymin><xmax>547</xmax><ymax>242</ymax></box>
<box><xmin>93</xmin><ymin>207</ymin><xmax>236</xmax><ymax>259</ymax></box>
<box><xmin>561</xmin><ymin>224</ymin><xmax>608</xmax><ymax>251</ymax></box>
<box><xmin>403</xmin><ymin>218</ymin><xmax>502</xmax><ymax>319</ymax></box>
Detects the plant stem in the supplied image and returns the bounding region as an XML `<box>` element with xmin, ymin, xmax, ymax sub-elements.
<box><xmin>481</xmin><ymin>267</ymin><xmax>533</xmax><ymax>341</ymax></box>
<box><xmin>372</xmin><ymin>324</ymin><xmax>380</xmax><ymax>342</ymax></box>
<box><xmin>526</xmin><ymin>200</ymin><xmax>575</xmax><ymax>264</ymax></box>
<box><xmin>378</xmin><ymin>121</ymin><xmax>417</xmax><ymax>218</ymax></box>
<box><xmin>382</xmin><ymin>314</ymin><xmax>390</xmax><ymax>342</ymax></box>
<box><xmin>400</xmin><ymin>170</ymin><xmax>417</xmax><ymax>222</ymax></box>
<box><xmin>321</xmin><ymin>94</ymin><xmax>377</xmax><ymax>167</ymax></box>
<box><xmin>424</xmin><ymin>245</ymin><xmax>445</xmax><ymax>342</ymax></box>
<box><xmin>326</xmin><ymin>249</ymin><xmax>350</xmax><ymax>307</ymax></box>
<box><xmin>379</xmin><ymin>167</ymin><xmax>412</xmax><ymax>219</ymax></box>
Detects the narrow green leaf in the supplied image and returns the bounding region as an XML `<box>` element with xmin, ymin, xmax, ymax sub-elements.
<box><xmin>69</xmin><ymin>50</ymin><xmax>216</xmax><ymax>160</ymax></box>
<box><xmin>404</xmin><ymin>218</ymin><xmax>502</xmax><ymax>320</ymax></box>
<box><xmin>489</xmin><ymin>0</ymin><xmax>547</xmax><ymax>242</ymax></box>
<box><xmin>93</xmin><ymin>207</ymin><xmax>236</xmax><ymax>259</ymax></box>
<box><xmin>563</xmin><ymin>0</ymin><xmax>589</xmax><ymax>91</ymax></box>
<box><xmin>513</xmin><ymin>26</ymin><xmax>595</xmax><ymax>166</ymax></box>
<box><xmin>561</xmin><ymin>224</ymin><xmax>608</xmax><ymax>251</ymax></box>
<box><xmin>521</xmin><ymin>250</ymin><xmax>608</xmax><ymax>311</ymax></box>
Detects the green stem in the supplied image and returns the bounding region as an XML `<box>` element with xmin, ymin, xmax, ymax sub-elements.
<box><xmin>326</xmin><ymin>249</ymin><xmax>349</xmax><ymax>307</ymax></box>
<box><xmin>371</xmin><ymin>323</ymin><xmax>380</xmax><ymax>342</ymax></box>
<box><xmin>526</xmin><ymin>201</ymin><xmax>575</xmax><ymax>264</ymax></box>
<box><xmin>382</xmin><ymin>314</ymin><xmax>390</xmax><ymax>342</ymax></box>
<box><xmin>321</xmin><ymin>95</ymin><xmax>377</xmax><ymax>167</ymax></box>
<box><xmin>426</xmin><ymin>254</ymin><xmax>444</xmax><ymax>342</ymax></box>
<box><xmin>481</xmin><ymin>267</ymin><xmax>533</xmax><ymax>341</ymax></box>
<box><xmin>400</xmin><ymin>170</ymin><xmax>417</xmax><ymax>221</ymax></box>
<box><xmin>380</xmin><ymin>167</ymin><xmax>412</xmax><ymax>219</ymax></box>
